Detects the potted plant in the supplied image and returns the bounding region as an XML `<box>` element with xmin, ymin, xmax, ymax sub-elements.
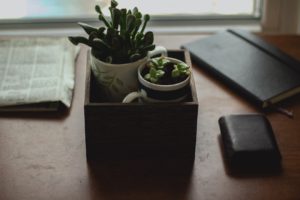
<box><xmin>68</xmin><ymin>0</ymin><xmax>166</xmax><ymax>102</ymax></box>
<box><xmin>122</xmin><ymin>56</ymin><xmax>191</xmax><ymax>103</ymax></box>
<box><xmin>143</xmin><ymin>56</ymin><xmax>190</xmax><ymax>85</ymax></box>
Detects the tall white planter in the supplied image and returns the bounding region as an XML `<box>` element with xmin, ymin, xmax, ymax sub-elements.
<box><xmin>90</xmin><ymin>46</ymin><xmax>167</xmax><ymax>102</ymax></box>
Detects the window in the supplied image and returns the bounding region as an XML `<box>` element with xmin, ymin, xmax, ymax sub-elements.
<box><xmin>0</xmin><ymin>0</ymin><xmax>262</xmax><ymax>23</ymax></box>
<box><xmin>116</xmin><ymin>0</ymin><xmax>261</xmax><ymax>20</ymax></box>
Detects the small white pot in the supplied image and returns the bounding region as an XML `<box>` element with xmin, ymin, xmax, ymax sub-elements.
<box><xmin>90</xmin><ymin>46</ymin><xmax>167</xmax><ymax>102</ymax></box>
<box><xmin>122</xmin><ymin>57</ymin><xmax>191</xmax><ymax>103</ymax></box>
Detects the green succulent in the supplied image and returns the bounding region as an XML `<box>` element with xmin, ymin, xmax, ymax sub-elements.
<box><xmin>68</xmin><ymin>0</ymin><xmax>155</xmax><ymax>64</ymax></box>
<box><xmin>144</xmin><ymin>57</ymin><xmax>190</xmax><ymax>84</ymax></box>
<box><xmin>144</xmin><ymin>67</ymin><xmax>165</xmax><ymax>83</ymax></box>
<box><xmin>171</xmin><ymin>62</ymin><xmax>190</xmax><ymax>78</ymax></box>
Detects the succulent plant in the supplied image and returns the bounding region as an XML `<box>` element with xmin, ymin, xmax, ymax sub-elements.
<box><xmin>144</xmin><ymin>57</ymin><xmax>190</xmax><ymax>84</ymax></box>
<box><xmin>68</xmin><ymin>0</ymin><xmax>155</xmax><ymax>64</ymax></box>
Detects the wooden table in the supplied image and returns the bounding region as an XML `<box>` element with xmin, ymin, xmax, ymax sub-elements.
<box><xmin>1</xmin><ymin>34</ymin><xmax>300</xmax><ymax>200</ymax></box>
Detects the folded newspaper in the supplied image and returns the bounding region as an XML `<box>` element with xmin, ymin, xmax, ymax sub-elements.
<box><xmin>0</xmin><ymin>37</ymin><xmax>78</xmax><ymax>111</ymax></box>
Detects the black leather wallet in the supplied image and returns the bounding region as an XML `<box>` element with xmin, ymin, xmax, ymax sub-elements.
<box><xmin>218</xmin><ymin>114</ymin><xmax>281</xmax><ymax>170</ymax></box>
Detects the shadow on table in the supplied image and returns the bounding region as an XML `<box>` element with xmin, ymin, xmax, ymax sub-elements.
<box><xmin>0</xmin><ymin>104</ymin><xmax>70</xmax><ymax>119</ymax></box>
<box><xmin>217</xmin><ymin>135</ymin><xmax>283</xmax><ymax>178</ymax></box>
<box><xmin>87</xmin><ymin>157</ymin><xmax>194</xmax><ymax>199</ymax></box>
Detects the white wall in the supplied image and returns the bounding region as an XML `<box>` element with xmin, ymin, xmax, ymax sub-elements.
<box><xmin>262</xmin><ymin>0</ymin><xmax>300</xmax><ymax>34</ymax></box>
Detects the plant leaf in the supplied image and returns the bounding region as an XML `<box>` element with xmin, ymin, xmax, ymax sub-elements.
<box><xmin>143</xmin><ymin>31</ymin><xmax>154</xmax><ymax>46</ymax></box>
<box><xmin>150</xmin><ymin>77</ymin><xmax>158</xmax><ymax>83</ymax></box>
<box><xmin>172</xmin><ymin>68</ymin><xmax>180</xmax><ymax>78</ymax></box>
<box><xmin>150</xmin><ymin>67</ymin><xmax>157</xmax><ymax>77</ymax></box>
<box><xmin>177</xmin><ymin>62</ymin><xmax>189</xmax><ymax>70</ymax></box>
<box><xmin>78</xmin><ymin>22</ymin><xmax>98</xmax><ymax>35</ymax></box>
<box><xmin>111</xmin><ymin>0</ymin><xmax>118</xmax><ymax>8</ymax></box>
<box><xmin>144</xmin><ymin>73</ymin><xmax>151</xmax><ymax>80</ymax></box>
<box><xmin>156</xmin><ymin>70</ymin><xmax>165</xmax><ymax>77</ymax></box>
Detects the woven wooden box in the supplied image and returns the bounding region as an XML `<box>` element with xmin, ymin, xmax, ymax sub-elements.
<box><xmin>84</xmin><ymin>50</ymin><xmax>198</xmax><ymax>160</ymax></box>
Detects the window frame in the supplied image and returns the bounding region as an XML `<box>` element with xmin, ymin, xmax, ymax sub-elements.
<box><xmin>0</xmin><ymin>0</ymin><xmax>264</xmax><ymax>35</ymax></box>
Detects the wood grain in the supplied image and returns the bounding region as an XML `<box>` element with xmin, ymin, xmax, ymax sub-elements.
<box><xmin>0</xmin><ymin>34</ymin><xmax>300</xmax><ymax>200</ymax></box>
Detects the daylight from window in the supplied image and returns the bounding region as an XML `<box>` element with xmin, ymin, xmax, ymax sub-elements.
<box><xmin>0</xmin><ymin>0</ymin><xmax>259</xmax><ymax>21</ymax></box>
<box><xmin>115</xmin><ymin>0</ymin><xmax>256</xmax><ymax>16</ymax></box>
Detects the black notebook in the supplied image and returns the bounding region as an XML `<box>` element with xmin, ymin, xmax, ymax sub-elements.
<box><xmin>182</xmin><ymin>29</ymin><xmax>300</xmax><ymax>108</ymax></box>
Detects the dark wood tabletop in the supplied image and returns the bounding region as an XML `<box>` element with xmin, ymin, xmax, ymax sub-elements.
<box><xmin>0</xmin><ymin>34</ymin><xmax>300</xmax><ymax>200</ymax></box>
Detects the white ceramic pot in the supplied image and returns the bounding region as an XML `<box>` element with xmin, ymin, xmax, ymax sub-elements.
<box><xmin>90</xmin><ymin>46</ymin><xmax>167</xmax><ymax>102</ymax></box>
<box><xmin>122</xmin><ymin>57</ymin><xmax>191</xmax><ymax>103</ymax></box>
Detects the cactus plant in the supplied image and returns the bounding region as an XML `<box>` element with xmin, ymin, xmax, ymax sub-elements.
<box><xmin>143</xmin><ymin>57</ymin><xmax>191</xmax><ymax>84</ymax></box>
<box><xmin>68</xmin><ymin>0</ymin><xmax>155</xmax><ymax>64</ymax></box>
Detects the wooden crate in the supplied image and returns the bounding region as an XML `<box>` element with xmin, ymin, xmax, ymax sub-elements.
<box><xmin>84</xmin><ymin>50</ymin><xmax>198</xmax><ymax>160</ymax></box>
